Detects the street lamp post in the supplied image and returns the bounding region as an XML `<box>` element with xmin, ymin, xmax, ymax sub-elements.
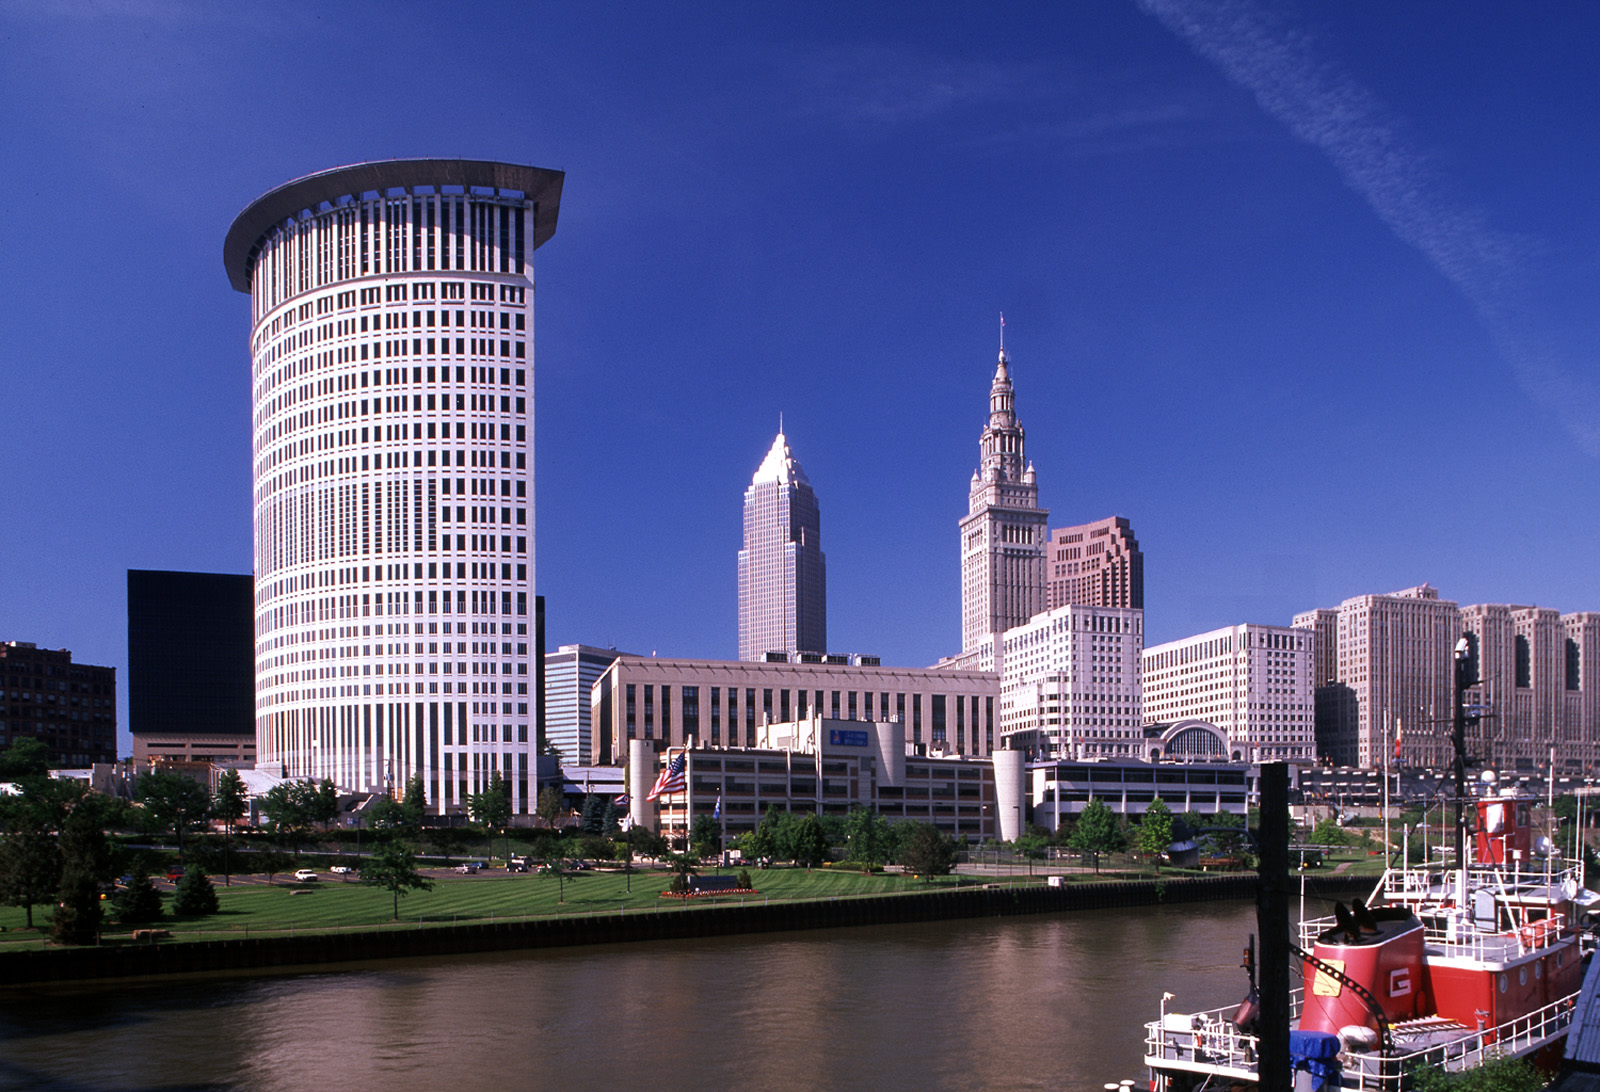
<box><xmin>1452</xmin><ymin>636</ymin><xmax>1475</xmax><ymax>876</ymax></box>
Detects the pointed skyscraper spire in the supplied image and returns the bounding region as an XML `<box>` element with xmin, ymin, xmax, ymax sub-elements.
<box><xmin>960</xmin><ymin>322</ymin><xmax>1048</xmax><ymax>653</ymax></box>
<box><xmin>740</xmin><ymin>426</ymin><xmax>825</xmax><ymax>661</ymax></box>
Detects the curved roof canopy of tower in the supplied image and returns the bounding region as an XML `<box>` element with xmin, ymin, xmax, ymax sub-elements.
<box><xmin>223</xmin><ymin>157</ymin><xmax>566</xmax><ymax>292</ymax></box>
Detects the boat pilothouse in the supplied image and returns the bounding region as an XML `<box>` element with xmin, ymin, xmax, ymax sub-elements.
<box><xmin>1146</xmin><ymin>783</ymin><xmax>1596</xmax><ymax>1092</ymax></box>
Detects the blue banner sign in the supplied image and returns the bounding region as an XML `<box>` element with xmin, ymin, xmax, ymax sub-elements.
<box><xmin>829</xmin><ymin>728</ymin><xmax>870</xmax><ymax>747</ymax></box>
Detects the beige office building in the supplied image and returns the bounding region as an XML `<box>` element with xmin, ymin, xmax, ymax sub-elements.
<box><xmin>590</xmin><ymin>655</ymin><xmax>998</xmax><ymax>765</ymax></box>
<box><xmin>1046</xmin><ymin>516</ymin><xmax>1143</xmax><ymax>610</ymax></box>
<box><xmin>1292</xmin><ymin>584</ymin><xmax>1459</xmax><ymax>768</ymax></box>
<box><xmin>1296</xmin><ymin>584</ymin><xmax>1600</xmax><ymax>772</ymax></box>
<box><xmin>1459</xmin><ymin>605</ymin><xmax>1600</xmax><ymax>772</ymax></box>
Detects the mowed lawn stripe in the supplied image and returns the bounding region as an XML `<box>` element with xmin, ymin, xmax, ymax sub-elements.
<box><xmin>0</xmin><ymin>867</ymin><xmax>966</xmax><ymax>945</ymax></box>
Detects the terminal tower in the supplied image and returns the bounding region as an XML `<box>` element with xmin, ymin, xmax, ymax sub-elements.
<box><xmin>960</xmin><ymin>344</ymin><xmax>1048</xmax><ymax>653</ymax></box>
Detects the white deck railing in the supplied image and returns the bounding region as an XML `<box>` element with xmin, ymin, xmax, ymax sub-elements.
<box><xmin>1145</xmin><ymin>989</ymin><xmax>1577</xmax><ymax>1091</ymax></box>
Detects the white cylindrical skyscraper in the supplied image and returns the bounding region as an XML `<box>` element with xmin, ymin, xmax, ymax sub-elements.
<box><xmin>224</xmin><ymin>159</ymin><xmax>564</xmax><ymax>814</ymax></box>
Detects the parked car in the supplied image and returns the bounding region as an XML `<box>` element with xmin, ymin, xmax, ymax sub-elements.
<box><xmin>506</xmin><ymin>858</ymin><xmax>528</xmax><ymax>873</ymax></box>
<box><xmin>455</xmin><ymin>861</ymin><xmax>484</xmax><ymax>874</ymax></box>
<box><xmin>165</xmin><ymin>866</ymin><xmax>185</xmax><ymax>883</ymax></box>
<box><xmin>329</xmin><ymin>865</ymin><xmax>354</xmax><ymax>875</ymax></box>
<box><xmin>293</xmin><ymin>869</ymin><xmax>319</xmax><ymax>882</ymax></box>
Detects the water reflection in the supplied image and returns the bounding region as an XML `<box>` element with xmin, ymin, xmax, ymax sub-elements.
<box><xmin>0</xmin><ymin>902</ymin><xmax>1263</xmax><ymax>1092</ymax></box>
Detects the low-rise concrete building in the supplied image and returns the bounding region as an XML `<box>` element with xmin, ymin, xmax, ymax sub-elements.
<box><xmin>632</xmin><ymin>714</ymin><xmax>997</xmax><ymax>842</ymax></box>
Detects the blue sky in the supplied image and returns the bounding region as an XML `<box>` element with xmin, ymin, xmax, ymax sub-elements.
<box><xmin>3</xmin><ymin>1</ymin><xmax>1598</xmax><ymax>757</ymax></box>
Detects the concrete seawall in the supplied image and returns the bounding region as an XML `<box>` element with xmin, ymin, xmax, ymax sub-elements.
<box><xmin>0</xmin><ymin>873</ymin><xmax>1371</xmax><ymax>986</ymax></box>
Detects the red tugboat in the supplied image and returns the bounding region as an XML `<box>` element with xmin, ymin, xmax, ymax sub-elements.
<box><xmin>1145</xmin><ymin>785</ymin><xmax>1595</xmax><ymax>1092</ymax></box>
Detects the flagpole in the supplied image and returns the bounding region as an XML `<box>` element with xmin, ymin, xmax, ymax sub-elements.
<box><xmin>1384</xmin><ymin>714</ymin><xmax>1391</xmax><ymax>867</ymax></box>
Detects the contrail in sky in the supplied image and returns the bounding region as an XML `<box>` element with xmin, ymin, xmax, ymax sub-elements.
<box><xmin>1139</xmin><ymin>0</ymin><xmax>1600</xmax><ymax>456</ymax></box>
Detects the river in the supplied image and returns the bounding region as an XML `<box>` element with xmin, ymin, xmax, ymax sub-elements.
<box><xmin>0</xmin><ymin>900</ymin><xmax>1267</xmax><ymax>1092</ymax></box>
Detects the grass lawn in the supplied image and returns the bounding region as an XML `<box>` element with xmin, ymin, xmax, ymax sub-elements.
<box><xmin>0</xmin><ymin>865</ymin><xmax>981</xmax><ymax>949</ymax></box>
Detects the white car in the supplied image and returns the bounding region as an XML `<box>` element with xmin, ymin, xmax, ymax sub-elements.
<box><xmin>293</xmin><ymin>869</ymin><xmax>319</xmax><ymax>882</ymax></box>
<box><xmin>329</xmin><ymin>865</ymin><xmax>354</xmax><ymax>875</ymax></box>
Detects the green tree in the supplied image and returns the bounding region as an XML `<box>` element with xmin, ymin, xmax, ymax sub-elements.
<box><xmin>400</xmin><ymin>775</ymin><xmax>428</xmax><ymax>826</ymax></box>
<box><xmin>135</xmin><ymin>770</ymin><xmax>212</xmax><ymax>865</ymax></box>
<box><xmin>1013</xmin><ymin>831</ymin><xmax>1050</xmax><ymax>875</ymax></box>
<box><xmin>580</xmin><ymin>793</ymin><xmax>606</xmax><ymax>835</ymax></box>
<box><xmin>739</xmin><ymin>805</ymin><xmax>781</xmax><ymax>863</ymax></box>
<box><xmin>366</xmin><ymin>796</ymin><xmax>408</xmax><ymax>838</ymax></box>
<box><xmin>310</xmin><ymin>779</ymin><xmax>341</xmax><ymax>830</ymax></box>
<box><xmin>1067</xmin><ymin>798</ymin><xmax>1124</xmax><ymax>871</ymax></box>
<box><xmin>1308</xmin><ymin>816</ymin><xmax>1352</xmax><ymax>847</ymax></box>
<box><xmin>469</xmin><ymin>771</ymin><xmax>513</xmax><ymax>860</ymax></box>
<box><xmin>690</xmin><ymin>814</ymin><xmax>722</xmax><ymax>861</ymax></box>
<box><xmin>629</xmin><ymin>827</ymin><xmax>669</xmax><ymax>859</ymax></box>
<box><xmin>1137</xmin><ymin>798</ymin><xmax>1175</xmax><ymax>869</ymax></box>
<box><xmin>0</xmin><ymin>831</ymin><xmax>61</xmax><ymax>928</ymax></box>
<box><xmin>361</xmin><ymin>841</ymin><xmax>433</xmax><ymax>920</ymax></box>
<box><xmin>844</xmin><ymin>806</ymin><xmax>890</xmax><ymax>868</ymax></box>
<box><xmin>536</xmin><ymin>785</ymin><xmax>566</xmax><ymax>829</ymax></box>
<box><xmin>252</xmin><ymin>847</ymin><xmax>295</xmax><ymax>883</ymax></box>
<box><xmin>259</xmin><ymin>782</ymin><xmax>312</xmax><ymax>856</ymax></box>
<box><xmin>51</xmin><ymin>868</ymin><xmax>102</xmax><ymax>945</ymax></box>
<box><xmin>578</xmin><ymin>833</ymin><xmax>615</xmax><ymax>862</ymax></box>
<box><xmin>898</xmin><ymin>822</ymin><xmax>956</xmax><ymax>880</ymax></box>
<box><xmin>50</xmin><ymin>796</ymin><xmax>118</xmax><ymax>945</ymax></box>
<box><xmin>0</xmin><ymin>738</ymin><xmax>50</xmax><ymax>779</ymax></box>
<box><xmin>789</xmin><ymin>813</ymin><xmax>830</xmax><ymax>869</ymax></box>
<box><xmin>213</xmin><ymin>769</ymin><xmax>248</xmax><ymax>887</ymax></box>
<box><xmin>172</xmin><ymin>866</ymin><xmax>220</xmax><ymax>917</ymax></box>
<box><xmin>542</xmin><ymin>837</ymin><xmax>569</xmax><ymax>902</ymax></box>
<box><xmin>110</xmin><ymin>867</ymin><xmax>164</xmax><ymax>924</ymax></box>
<box><xmin>665</xmin><ymin>850</ymin><xmax>698</xmax><ymax>894</ymax></box>
<box><xmin>770</xmin><ymin>809</ymin><xmax>802</xmax><ymax>863</ymax></box>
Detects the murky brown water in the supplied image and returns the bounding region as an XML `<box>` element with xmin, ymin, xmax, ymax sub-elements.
<box><xmin>0</xmin><ymin>901</ymin><xmax>1265</xmax><ymax>1092</ymax></box>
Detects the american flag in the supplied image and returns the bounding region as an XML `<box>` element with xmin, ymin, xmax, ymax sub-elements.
<box><xmin>646</xmin><ymin>750</ymin><xmax>687</xmax><ymax>800</ymax></box>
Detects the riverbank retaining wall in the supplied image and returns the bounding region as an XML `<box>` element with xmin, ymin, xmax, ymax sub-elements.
<box><xmin>0</xmin><ymin>872</ymin><xmax>1372</xmax><ymax>986</ymax></box>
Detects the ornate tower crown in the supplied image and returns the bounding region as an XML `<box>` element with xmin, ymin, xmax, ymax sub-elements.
<box><xmin>979</xmin><ymin>347</ymin><xmax>1027</xmax><ymax>486</ymax></box>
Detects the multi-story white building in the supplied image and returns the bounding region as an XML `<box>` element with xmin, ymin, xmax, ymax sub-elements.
<box><xmin>543</xmin><ymin>644</ymin><xmax>630</xmax><ymax>767</ymax></box>
<box><xmin>223</xmin><ymin>159</ymin><xmax>563</xmax><ymax>814</ymax></box>
<box><xmin>960</xmin><ymin>345</ymin><xmax>1047</xmax><ymax>655</ymax></box>
<box><xmin>738</xmin><ymin>432</ymin><xmax>826</xmax><ymax>662</ymax></box>
<box><xmin>993</xmin><ymin>604</ymin><xmax>1144</xmax><ymax>760</ymax></box>
<box><xmin>1142</xmin><ymin>624</ymin><xmax>1316</xmax><ymax>764</ymax></box>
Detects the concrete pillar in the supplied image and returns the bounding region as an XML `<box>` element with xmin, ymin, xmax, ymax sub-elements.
<box><xmin>872</xmin><ymin>717</ymin><xmax>906</xmax><ymax>787</ymax></box>
<box><xmin>629</xmin><ymin>738</ymin><xmax>653</xmax><ymax>831</ymax></box>
<box><xmin>993</xmin><ymin>748</ymin><xmax>1027</xmax><ymax>842</ymax></box>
